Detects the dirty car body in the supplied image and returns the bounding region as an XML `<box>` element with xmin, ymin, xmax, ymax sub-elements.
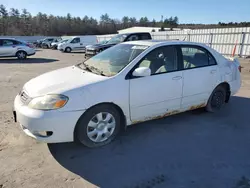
<box><xmin>13</xmin><ymin>40</ymin><xmax>241</xmax><ymax>146</ymax></box>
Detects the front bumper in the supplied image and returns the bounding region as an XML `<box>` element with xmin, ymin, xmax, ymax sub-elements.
<box><xmin>85</xmin><ymin>49</ymin><xmax>97</xmax><ymax>56</ymax></box>
<box><xmin>51</xmin><ymin>45</ymin><xmax>58</xmax><ymax>49</ymax></box>
<box><xmin>57</xmin><ymin>46</ymin><xmax>64</xmax><ymax>51</ymax></box>
<box><xmin>14</xmin><ymin>95</ymin><xmax>85</xmax><ymax>143</ymax></box>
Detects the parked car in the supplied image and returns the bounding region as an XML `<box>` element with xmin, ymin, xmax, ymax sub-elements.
<box><xmin>42</xmin><ymin>37</ymin><xmax>61</xmax><ymax>49</ymax></box>
<box><xmin>34</xmin><ymin>38</ymin><xmax>54</xmax><ymax>48</ymax></box>
<box><xmin>51</xmin><ymin>39</ymin><xmax>69</xmax><ymax>50</ymax></box>
<box><xmin>0</xmin><ymin>38</ymin><xmax>36</xmax><ymax>59</ymax></box>
<box><xmin>13</xmin><ymin>40</ymin><xmax>241</xmax><ymax>147</ymax></box>
<box><xmin>33</xmin><ymin>39</ymin><xmax>44</xmax><ymax>48</ymax></box>
<box><xmin>85</xmin><ymin>32</ymin><xmax>152</xmax><ymax>57</ymax></box>
<box><xmin>57</xmin><ymin>36</ymin><xmax>98</xmax><ymax>53</ymax></box>
<box><xmin>84</xmin><ymin>40</ymin><xmax>108</xmax><ymax>53</ymax></box>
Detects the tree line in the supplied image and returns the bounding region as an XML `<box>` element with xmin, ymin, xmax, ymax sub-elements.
<box><xmin>0</xmin><ymin>4</ymin><xmax>250</xmax><ymax>36</ymax></box>
<box><xmin>0</xmin><ymin>4</ymin><xmax>179</xmax><ymax>36</ymax></box>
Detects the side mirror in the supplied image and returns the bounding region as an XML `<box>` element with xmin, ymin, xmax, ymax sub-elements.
<box><xmin>132</xmin><ymin>67</ymin><xmax>151</xmax><ymax>77</ymax></box>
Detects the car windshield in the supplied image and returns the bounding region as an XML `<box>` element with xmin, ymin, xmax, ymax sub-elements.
<box><xmin>60</xmin><ymin>39</ymin><xmax>68</xmax><ymax>43</ymax></box>
<box><xmin>107</xmin><ymin>34</ymin><xmax>128</xmax><ymax>44</ymax></box>
<box><xmin>77</xmin><ymin>43</ymin><xmax>148</xmax><ymax>77</ymax></box>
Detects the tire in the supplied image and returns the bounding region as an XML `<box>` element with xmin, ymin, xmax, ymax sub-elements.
<box><xmin>206</xmin><ymin>85</ymin><xmax>226</xmax><ymax>112</ymax></box>
<box><xmin>65</xmin><ymin>47</ymin><xmax>71</xmax><ymax>53</ymax></box>
<box><xmin>16</xmin><ymin>51</ymin><xmax>27</xmax><ymax>60</ymax></box>
<box><xmin>75</xmin><ymin>104</ymin><xmax>121</xmax><ymax>148</ymax></box>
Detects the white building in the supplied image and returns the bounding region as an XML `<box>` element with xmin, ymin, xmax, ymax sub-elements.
<box><xmin>117</xmin><ymin>26</ymin><xmax>182</xmax><ymax>34</ymax></box>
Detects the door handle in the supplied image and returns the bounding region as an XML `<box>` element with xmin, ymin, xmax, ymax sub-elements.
<box><xmin>210</xmin><ymin>70</ymin><xmax>217</xmax><ymax>74</ymax></box>
<box><xmin>172</xmin><ymin>76</ymin><xmax>182</xmax><ymax>80</ymax></box>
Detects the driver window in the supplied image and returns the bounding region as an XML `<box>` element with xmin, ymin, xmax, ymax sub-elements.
<box><xmin>71</xmin><ymin>38</ymin><xmax>80</xmax><ymax>43</ymax></box>
<box><xmin>127</xmin><ymin>35</ymin><xmax>139</xmax><ymax>41</ymax></box>
<box><xmin>138</xmin><ymin>46</ymin><xmax>178</xmax><ymax>75</ymax></box>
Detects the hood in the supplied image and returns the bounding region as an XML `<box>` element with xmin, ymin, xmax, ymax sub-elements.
<box><xmin>86</xmin><ymin>43</ymin><xmax>117</xmax><ymax>49</ymax></box>
<box><xmin>51</xmin><ymin>42</ymin><xmax>58</xmax><ymax>45</ymax></box>
<box><xmin>23</xmin><ymin>66</ymin><xmax>107</xmax><ymax>97</ymax></box>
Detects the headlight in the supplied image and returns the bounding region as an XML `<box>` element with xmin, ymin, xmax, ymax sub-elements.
<box><xmin>28</xmin><ymin>94</ymin><xmax>68</xmax><ymax>110</ymax></box>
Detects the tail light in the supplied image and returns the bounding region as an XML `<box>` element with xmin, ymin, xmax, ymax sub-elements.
<box><xmin>26</xmin><ymin>43</ymin><xmax>33</xmax><ymax>48</ymax></box>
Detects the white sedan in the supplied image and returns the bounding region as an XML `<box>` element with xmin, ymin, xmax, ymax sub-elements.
<box><xmin>13</xmin><ymin>40</ymin><xmax>241</xmax><ymax>147</ymax></box>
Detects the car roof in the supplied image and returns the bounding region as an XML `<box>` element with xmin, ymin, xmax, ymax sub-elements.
<box><xmin>123</xmin><ymin>40</ymin><xmax>209</xmax><ymax>48</ymax></box>
<box><xmin>118</xmin><ymin>32</ymin><xmax>151</xmax><ymax>35</ymax></box>
<box><xmin>0</xmin><ymin>37</ymin><xmax>17</xmax><ymax>40</ymax></box>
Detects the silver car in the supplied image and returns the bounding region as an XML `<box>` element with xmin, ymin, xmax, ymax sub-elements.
<box><xmin>0</xmin><ymin>38</ymin><xmax>36</xmax><ymax>60</ymax></box>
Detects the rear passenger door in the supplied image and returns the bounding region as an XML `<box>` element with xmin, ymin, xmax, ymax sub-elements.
<box><xmin>180</xmin><ymin>45</ymin><xmax>218</xmax><ymax>110</ymax></box>
<box><xmin>0</xmin><ymin>39</ymin><xmax>16</xmax><ymax>56</ymax></box>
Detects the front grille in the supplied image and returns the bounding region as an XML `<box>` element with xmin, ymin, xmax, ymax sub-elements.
<box><xmin>19</xmin><ymin>90</ymin><xmax>30</xmax><ymax>104</ymax></box>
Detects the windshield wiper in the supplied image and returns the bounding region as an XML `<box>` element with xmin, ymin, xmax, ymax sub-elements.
<box><xmin>77</xmin><ymin>62</ymin><xmax>106</xmax><ymax>76</ymax></box>
<box><xmin>76</xmin><ymin>62</ymin><xmax>92</xmax><ymax>72</ymax></box>
<box><xmin>89</xmin><ymin>65</ymin><xmax>106</xmax><ymax>76</ymax></box>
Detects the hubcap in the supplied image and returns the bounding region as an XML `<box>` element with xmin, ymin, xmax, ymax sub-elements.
<box><xmin>211</xmin><ymin>91</ymin><xmax>224</xmax><ymax>109</ymax></box>
<box><xmin>18</xmin><ymin>52</ymin><xmax>25</xmax><ymax>59</ymax></box>
<box><xmin>87</xmin><ymin>112</ymin><xmax>116</xmax><ymax>143</ymax></box>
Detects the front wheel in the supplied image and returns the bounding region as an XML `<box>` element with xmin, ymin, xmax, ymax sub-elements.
<box><xmin>65</xmin><ymin>47</ymin><xmax>71</xmax><ymax>53</ymax></box>
<box><xmin>16</xmin><ymin>51</ymin><xmax>27</xmax><ymax>60</ymax></box>
<box><xmin>206</xmin><ymin>85</ymin><xmax>226</xmax><ymax>112</ymax></box>
<box><xmin>75</xmin><ymin>104</ymin><xmax>121</xmax><ymax>148</ymax></box>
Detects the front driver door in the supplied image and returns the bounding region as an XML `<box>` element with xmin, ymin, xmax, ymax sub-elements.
<box><xmin>70</xmin><ymin>37</ymin><xmax>80</xmax><ymax>50</ymax></box>
<box><xmin>129</xmin><ymin>45</ymin><xmax>183</xmax><ymax>122</ymax></box>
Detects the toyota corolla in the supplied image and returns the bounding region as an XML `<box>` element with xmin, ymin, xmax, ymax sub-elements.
<box><xmin>13</xmin><ymin>40</ymin><xmax>241</xmax><ymax>147</ymax></box>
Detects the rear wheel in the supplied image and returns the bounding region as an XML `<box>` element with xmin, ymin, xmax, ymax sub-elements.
<box><xmin>65</xmin><ymin>47</ymin><xmax>71</xmax><ymax>53</ymax></box>
<box><xmin>16</xmin><ymin>51</ymin><xmax>27</xmax><ymax>60</ymax></box>
<box><xmin>75</xmin><ymin>104</ymin><xmax>121</xmax><ymax>148</ymax></box>
<box><xmin>206</xmin><ymin>85</ymin><xmax>226</xmax><ymax>112</ymax></box>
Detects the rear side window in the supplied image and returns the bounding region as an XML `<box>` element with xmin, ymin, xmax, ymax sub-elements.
<box><xmin>0</xmin><ymin>39</ymin><xmax>23</xmax><ymax>46</ymax></box>
<box><xmin>181</xmin><ymin>46</ymin><xmax>217</xmax><ymax>69</ymax></box>
<box><xmin>2</xmin><ymin>39</ymin><xmax>14</xmax><ymax>46</ymax></box>
<box><xmin>13</xmin><ymin>40</ymin><xmax>22</xmax><ymax>45</ymax></box>
<box><xmin>140</xmin><ymin>33</ymin><xmax>151</xmax><ymax>40</ymax></box>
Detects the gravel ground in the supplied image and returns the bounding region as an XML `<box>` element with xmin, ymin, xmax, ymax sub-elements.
<box><xmin>0</xmin><ymin>50</ymin><xmax>250</xmax><ymax>188</ymax></box>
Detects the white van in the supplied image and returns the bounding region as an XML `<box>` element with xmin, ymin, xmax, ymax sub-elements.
<box><xmin>57</xmin><ymin>36</ymin><xmax>98</xmax><ymax>53</ymax></box>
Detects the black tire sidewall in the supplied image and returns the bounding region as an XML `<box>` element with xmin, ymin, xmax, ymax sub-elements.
<box><xmin>65</xmin><ymin>47</ymin><xmax>71</xmax><ymax>53</ymax></box>
<box><xmin>76</xmin><ymin>105</ymin><xmax>121</xmax><ymax>148</ymax></box>
<box><xmin>206</xmin><ymin>86</ymin><xmax>226</xmax><ymax>112</ymax></box>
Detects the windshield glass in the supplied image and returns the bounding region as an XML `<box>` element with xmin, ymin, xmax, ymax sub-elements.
<box><xmin>107</xmin><ymin>34</ymin><xmax>128</xmax><ymax>44</ymax></box>
<box><xmin>78</xmin><ymin>43</ymin><xmax>148</xmax><ymax>77</ymax></box>
<box><xmin>60</xmin><ymin>39</ymin><xmax>68</xmax><ymax>43</ymax></box>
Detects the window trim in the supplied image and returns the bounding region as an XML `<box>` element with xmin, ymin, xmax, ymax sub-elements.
<box><xmin>125</xmin><ymin>45</ymin><xmax>182</xmax><ymax>80</ymax></box>
<box><xmin>178</xmin><ymin>44</ymin><xmax>218</xmax><ymax>71</ymax></box>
